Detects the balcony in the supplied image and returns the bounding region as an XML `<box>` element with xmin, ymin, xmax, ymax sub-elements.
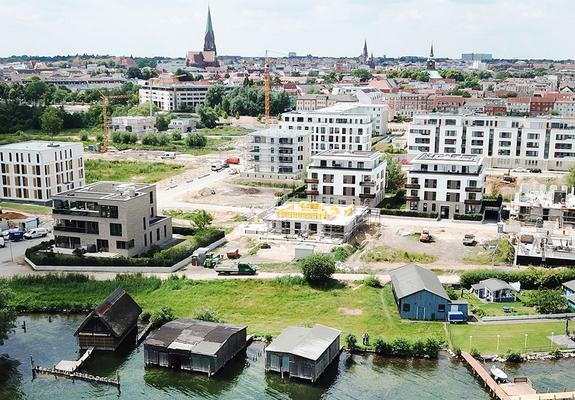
<box><xmin>405</xmin><ymin>183</ymin><xmax>420</xmax><ymax>189</ymax></box>
<box><xmin>304</xmin><ymin>190</ymin><xmax>319</xmax><ymax>196</ymax></box>
<box><xmin>464</xmin><ymin>199</ymin><xmax>482</xmax><ymax>206</ymax></box>
<box><xmin>465</xmin><ymin>187</ymin><xmax>483</xmax><ymax>193</ymax></box>
<box><xmin>52</xmin><ymin>208</ymin><xmax>100</xmax><ymax>217</ymax></box>
<box><xmin>359</xmin><ymin>193</ymin><xmax>376</xmax><ymax>199</ymax></box>
<box><xmin>360</xmin><ymin>180</ymin><xmax>376</xmax><ymax>187</ymax></box>
<box><xmin>405</xmin><ymin>196</ymin><xmax>420</xmax><ymax>202</ymax></box>
<box><xmin>304</xmin><ymin>178</ymin><xmax>319</xmax><ymax>184</ymax></box>
<box><xmin>54</xmin><ymin>225</ymin><xmax>99</xmax><ymax>234</ymax></box>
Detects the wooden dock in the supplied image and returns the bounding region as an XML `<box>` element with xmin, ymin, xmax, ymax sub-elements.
<box><xmin>461</xmin><ymin>351</ymin><xmax>511</xmax><ymax>400</ymax></box>
<box><xmin>55</xmin><ymin>346</ymin><xmax>94</xmax><ymax>372</ymax></box>
<box><xmin>136</xmin><ymin>322</ymin><xmax>153</xmax><ymax>346</ymax></box>
<box><xmin>32</xmin><ymin>365</ymin><xmax>119</xmax><ymax>387</ymax></box>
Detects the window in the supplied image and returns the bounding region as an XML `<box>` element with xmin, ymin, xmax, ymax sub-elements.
<box><xmin>110</xmin><ymin>223</ymin><xmax>122</xmax><ymax>236</ymax></box>
<box><xmin>156</xmin><ymin>228</ymin><xmax>160</xmax><ymax>241</ymax></box>
<box><xmin>438</xmin><ymin>304</ymin><xmax>446</xmax><ymax>312</ymax></box>
<box><xmin>143</xmin><ymin>217</ymin><xmax>146</xmax><ymax>229</ymax></box>
<box><xmin>99</xmin><ymin>205</ymin><xmax>118</xmax><ymax>218</ymax></box>
<box><xmin>402</xmin><ymin>303</ymin><xmax>410</xmax><ymax>312</ymax></box>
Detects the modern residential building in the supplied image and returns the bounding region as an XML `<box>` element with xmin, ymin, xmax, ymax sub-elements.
<box><xmin>265</xmin><ymin>324</ymin><xmax>341</xmax><ymax>382</ymax></box>
<box><xmin>243</xmin><ymin>127</ymin><xmax>309</xmax><ymax>180</ymax></box>
<box><xmin>305</xmin><ymin>150</ymin><xmax>386</xmax><ymax>207</ymax></box>
<box><xmin>0</xmin><ymin>141</ymin><xmax>85</xmax><ymax>205</ymax></box>
<box><xmin>389</xmin><ymin>264</ymin><xmax>468</xmax><ymax>322</ymax></box>
<box><xmin>261</xmin><ymin>201</ymin><xmax>368</xmax><ymax>243</ymax></box>
<box><xmin>511</xmin><ymin>183</ymin><xmax>575</xmax><ymax>226</ymax></box>
<box><xmin>407</xmin><ymin>114</ymin><xmax>575</xmax><ymax>171</ymax></box>
<box><xmin>111</xmin><ymin>116</ymin><xmax>156</xmax><ymax>137</ymax></box>
<box><xmin>295</xmin><ymin>93</ymin><xmax>357</xmax><ymax>112</ymax></box>
<box><xmin>52</xmin><ymin>182</ymin><xmax>172</xmax><ymax>257</ymax></box>
<box><xmin>471</xmin><ymin>279</ymin><xmax>517</xmax><ymax>302</ymax></box>
<box><xmin>405</xmin><ymin>153</ymin><xmax>486</xmax><ymax>219</ymax></box>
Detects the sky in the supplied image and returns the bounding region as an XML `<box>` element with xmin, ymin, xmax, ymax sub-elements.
<box><xmin>1</xmin><ymin>0</ymin><xmax>573</xmax><ymax>59</ymax></box>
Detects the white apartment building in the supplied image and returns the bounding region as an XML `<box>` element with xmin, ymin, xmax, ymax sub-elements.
<box><xmin>405</xmin><ymin>153</ymin><xmax>486</xmax><ymax>219</ymax></box>
<box><xmin>243</xmin><ymin>127</ymin><xmax>309</xmax><ymax>180</ymax></box>
<box><xmin>52</xmin><ymin>182</ymin><xmax>172</xmax><ymax>257</ymax></box>
<box><xmin>139</xmin><ymin>80</ymin><xmax>234</xmax><ymax>112</ymax></box>
<box><xmin>554</xmin><ymin>100</ymin><xmax>575</xmax><ymax>117</ymax></box>
<box><xmin>279</xmin><ymin>104</ymin><xmax>379</xmax><ymax>155</ymax></box>
<box><xmin>295</xmin><ymin>94</ymin><xmax>357</xmax><ymax>112</ymax></box>
<box><xmin>111</xmin><ymin>116</ymin><xmax>156</xmax><ymax>137</ymax></box>
<box><xmin>305</xmin><ymin>150</ymin><xmax>386</xmax><ymax>207</ymax></box>
<box><xmin>0</xmin><ymin>141</ymin><xmax>85</xmax><ymax>205</ymax></box>
<box><xmin>407</xmin><ymin>114</ymin><xmax>575</xmax><ymax>171</ymax></box>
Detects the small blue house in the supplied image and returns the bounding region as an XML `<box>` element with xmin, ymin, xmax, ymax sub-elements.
<box><xmin>389</xmin><ymin>264</ymin><xmax>468</xmax><ymax>322</ymax></box>
<box><xmin>562</xmin><ymin>280</ymin><xmax>575</xmax><ymax>310</ymax></box>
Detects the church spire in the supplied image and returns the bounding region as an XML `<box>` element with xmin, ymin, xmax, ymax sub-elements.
<box><xmin>203</xmin><ymin>6</ymin><xmax>216</xmax><ymax>52</ymax></box>
<box><xmin>363</xmin><ymin>40</ymin><xmax>369</xmax><ymax>59</ymax></box>
<box><xmin>429</xmin><ymin>42</ymin><xmax>434</xmax><ymax>58</ymax></box>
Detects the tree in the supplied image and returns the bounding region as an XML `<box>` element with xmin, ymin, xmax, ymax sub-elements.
<box><xmin>568</xmin><ymin>166</ymin><xmax>575</xmax><ymax>188</ymax></box>
<box><xmin>205</xmin><ymin>84</ymin><xmax>226</xmax><ymax>108</ymax></box>
<box><xmin>299</xmin><ymin>254</ymin><xmax>336</xmax><ymax>283</ymax></box>
<box><xmin>184</xmin><ymin>132</ymin><xmax>207</xmax><ymax>148</ymax></box>
<box><xmin>526</xmin><ymin>290</ymin><xmax>569</xmax><ymax>314</ymax></box>
<box><xmin>41</xmin><ymin>107</ymin><xmax>64</xmax><ymax>135</ymax></box>
<box><xmin>0</xmin><ymin>285</ymin><xmax>16</xmax><ymax>345</ymax></box>
<box><xmin>352</xmin><ymin>69</ymin><xmax>372</xmax><ymax>82</ymax></box>
<box><xmin>126</xmin><ymin>67</ymin><xmax>143</xmax><ymax>79</ymax></box>
<box><xmin>188</xmin><ymin>210</ymin><xmax>214</xmax><ymax>231</ymax></box>
<box><xmin>151</xmin><ymin>306</ymin><xmax>175</xmax><ymax>328</ymax></box>
<box><xmin>383</xmin><ymin>155</ymin><xmax>405</xmax><ymax>193</ymax></box>
<box><xmin>196</xmin><ymin>104</ymin><xmax>219</xmax><ymax>128</ymax></box>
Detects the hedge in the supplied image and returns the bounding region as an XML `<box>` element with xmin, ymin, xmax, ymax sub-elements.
<box><xmin>26</xmin><ymin>229</ymin><xmax>225</xmax><ymax>267</ymax></box>
<box><xmin>460</xmin><ymin>267</ymin><xmax>575</xmax><ymax>290</ymax></box>
<box><xmin>172</xmin><ymin>225</ymin><xmax>197</xmax><ymax>236</ymax></box>
<box><xmin>379</xmin><ymin>209</ymin><xmax>438</xmax><ymax>219</ymax></box>
<box><xmin>454</xmin><ymin>213</ymin><xmax>482</xmax><ymax>221</ymax></box>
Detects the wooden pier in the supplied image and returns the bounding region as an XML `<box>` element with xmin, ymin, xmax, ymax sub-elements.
<box><xmin>136</xmin><ymin>322</ymin><xmax>153</xmax><ymax>346</ymax></box>
<box><xmin>32</xmin><ymin>365</ymin><xmax>119</xmax><ymax>387</ymax></box>
<box><xmin>461</xmin><ymin>351</ymin><xmax>511</xmax><ymax>400</ymax></box>
<box><xmin>55</xmin><ymin>346</ymin><xmax>94</xmax><ymax>373</ymax></box>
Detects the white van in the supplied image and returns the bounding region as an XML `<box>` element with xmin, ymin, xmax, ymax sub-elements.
<box><xmin>24</xmin><ymin>228</ymin><xmax>49</xmax><ymax>239</ymax></box>
<box><xmin>211</xmin><ymin>162</ymin><xmax>224</xmax><ymax>172</ymax></box>
<box><xmin>161</xmin><ymin>152</ymin><xmax>176</xmax><ymax>160</ymax></box>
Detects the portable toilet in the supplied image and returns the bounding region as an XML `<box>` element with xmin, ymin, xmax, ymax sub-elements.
<box><xmin>294</xmin><ymin>244</ymin><xmax>315</xmax><ymax>261</ymax></box>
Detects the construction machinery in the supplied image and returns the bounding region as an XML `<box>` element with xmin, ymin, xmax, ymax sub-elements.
<box><xmin>215</xmin><ymin>261</ymin><xmax>257</xmax><ymax>275</ymax></box>
<box><xmin>99</xmin><ymin>94</ymin><xmax>132</xmax><ymax>153</ymax></box>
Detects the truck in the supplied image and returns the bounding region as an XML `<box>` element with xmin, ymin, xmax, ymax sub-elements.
<box><xmin>18</xmin><ymin>217</ymin><xmax>40</xmax><ymax>232</ymax></box>
<box><xmin>214</xmin><ymin>262</ymin><xmax>257</xmax><ymax>276</ymax></box>
<box><xmin>225</xmin><ymin>157</ymin><xmax>240</xmax><ymax>165</ymax></box>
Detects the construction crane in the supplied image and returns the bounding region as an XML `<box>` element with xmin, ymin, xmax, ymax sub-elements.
<box><xmin>264</xmin><ymin>50</ymin><xmax>271</xmax><ymax>127</ymax></box>
<box><xmin>99</xmin><ymin>94</ymin><xmax>132</xmax><ymax>153</ymax></box>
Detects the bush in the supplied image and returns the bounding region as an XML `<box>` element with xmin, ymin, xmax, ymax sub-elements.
<box><xmin>171</xmin><ymin>131</ymin><xmax>182</xmax><ymax>141</ymax></box>
<box><xmin>460</xmin><ymin>267</ymin><xmax>575</xmax><ymax>290</ymax></box>
<box><xmin>141</xmin><ymin>132</ymin><xmax>171</xmax><ymax>146</ymax></box>
<box><xmin>80</xmin><ymin>132</ymin><xmax>89</xmax><ymax>141</ymax></box>
<box><xmin>445</xmin><ymin>286</ymin><xmax>459</xmax><ymax>300</ymax></box>
<box><xmin>171</xmin><ymin>225</ymin><xmax>197</xmax><ymax>236</ymax></box>
<box><xmin>379</xmin><ymin>209</ymin><xmax>438</xmax><ymax>218</ymax></box>
<box><xmin>96</xmin><ymin>133</ymin><xmax>104</xmax><ymax>142</ymax></box>
<box><xmin>274</xmin><ymin>275</ymin><xmax>306</xmax><ymax>286</ymax></box>
<box><xmin>411</xmin><ymin>339</ymin><xmax>426</xmax><ymax>356</ymax></box>
<box><xmin>299</xmin><ymin>254</ymin><xmax>336</xmax><ymax>284</ymax></box>
<box><xmin>330</xmin><ymin>244</ymin><xmax>357</xmax><ymax>262</ymax></box>
<box><xmin>549</xmin><ymin>348</ymin><xmax>562</xmax><ymax>359</ymax></box>
<box><xmin>264</xmin><ymin>334</ymin><xmax>273</xmax><ymax>343</ymax></box>
<box><xmin>140</xmin><ymin>311</ymin><xmax>151</xmax><ymax>322</ymax></box>
<box><xmin>363</xmin><ymin>275</ymin><xmax>382</xmax><ymax>288</ymax></box>
<box><xmin>524</xmin><ymin>290</ymin><xmax>569</xmax><ymax>314</ymax></box>
<box><xmin>192</xmin><ymin>307</ymin><xmax>221</xmax><ymax>322</ymax></box>
<box><xmin>453</xmin><ymin>347</ymin><xmax>462</xmax><ymax>358</ymax></box>
<box><xmin>470</xmin><ymin>348</ymin><xmax>481</xmax><ymax>358</ymax></box>
<box><xmin>424</xmin><ymin>337</ymin><xmax>441</xmax><ymax>358</ymax></box>
<box><xmin>185</xmin><ymin>132</ymin><xmax>208</xmax><ymax>148</ymax></box>
<box><xmin>151</xmin><ymin>306</ymin><xmax>175</xmax><ymax>327</ymax></box>
<box><xmin>454</xmin><ymin>213</ymin><xmax>482</xmax><ymax>221</ymax></box>
<box><xmin>390</xmin><ymin>338</ymin><xmax>411</xmax><ymax>355</ymax></box>
<box><xmin>504</xmin><ymin>350</ymin><xmax>523</xmax><ymax>362</ymax></box>
<box><xmin>374</xmin><ymin>338</ymin><xmax>392</xmax><ymax>355</ymax></box>
<box><xmin>345</xmin><ymin>333</ymin><xmax>358</xmax><ymax>350</ymax></box>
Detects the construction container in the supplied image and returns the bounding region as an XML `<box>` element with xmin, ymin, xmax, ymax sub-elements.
<box><xmin>294</xmin><ymin>244</ymin><xmax>315</xmax><ymax>261</ymax></box>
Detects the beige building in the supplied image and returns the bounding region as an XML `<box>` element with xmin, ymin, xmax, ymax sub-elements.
<box><xmin>52</xmin><ymin>182</ymin><xmax>172</xmax><ymax>257</ymax></box>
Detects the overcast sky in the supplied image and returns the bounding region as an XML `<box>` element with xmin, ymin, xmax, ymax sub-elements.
<box><xmin>1</xmin><ymin>0</ymin><xmax>573</xmax><ymax>59</ymax></box>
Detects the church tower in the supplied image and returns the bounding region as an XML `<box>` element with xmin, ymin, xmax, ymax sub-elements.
<box><xmin>203</xmin><ymin>7</ymin><xmax>217</xmax><ymax>53</ymax></box>
<box><xmin>426</xmin><ymin>43</ymin><xmax>436</xmax><ymax>70</ymax></box>
<box><xmin>360</xmin><ymin>40</ymin><xmax>369</xmax><ymax>64</ymax></box>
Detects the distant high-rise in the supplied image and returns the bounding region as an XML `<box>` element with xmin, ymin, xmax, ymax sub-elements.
<box><xmin>186</xmin><ymin>7</ymin><xmax>219</xmax><ymax>68</ymax></box>
<box><xmin>461</xmin><ymin>53</ymin><xmax>493</xmax><ymax>62</ymax></box>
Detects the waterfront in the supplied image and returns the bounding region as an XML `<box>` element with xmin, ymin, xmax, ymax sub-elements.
<box><xmin>0</xmin><ymin>315</ymin><xmax>573</xmax><ymax>399</ymax></box>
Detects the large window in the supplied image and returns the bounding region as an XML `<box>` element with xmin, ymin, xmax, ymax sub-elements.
<box><xmin>110</xmin><ymin>223</ymin><xmax>123</xmax><ymax>236</ymax></box>
<box><xmin>99</xmin><ymin>205</ymin><xmax>118</xmax><ymax>218</ymax></box>
<box><xmin>402</xmin><ymin>303</ymin><xmax>410</xmax><ymax>312</ymax></box>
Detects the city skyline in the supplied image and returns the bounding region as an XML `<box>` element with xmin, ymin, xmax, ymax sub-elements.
<box><xmin>1</xmin><ymin>0</ymin><xmax>574</xmax><ymax>60</ymax></box>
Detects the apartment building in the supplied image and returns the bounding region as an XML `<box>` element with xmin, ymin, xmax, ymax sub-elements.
<box><xmin>0</xmin><ymin>141</ymin><xmax>85</xmax><ymax>205</ymax></box>
<box><xmin>305</xmin><ymin>150</ymin><xmax>386</xmax><ymax>207</ymax></box>
<box><xmin>407</xmin><ymin>114</ymin><xmax>575</xmax><ymax>171</ymax></box>
<box><xmin>382</xmin><ymin>92</ymin><xmax>434</xmax><ymax>117</ymax></box>
<box><xmin>554</xmin><ymin>100</ymin><xmax>575</xmax><ymax>117</ymax></box>
<box><xmin>52</xmin><ymin>182</ymin><xmax>172</xmax><ymax>257</ymax></box>
<box><xmin>295</xmin><ymin>94</ymin><xmax>357</xmax><ymax>111</ymax></box>
<box><xmin>279</xmin><ymin>104</ymin><xmax>378</xmax><ymax>155</ymax></box>
<box><xmin>111</xmin><ymin>116</ymin><xmax>156</xmax><ymax>137</ymax></box>
<box><xmin>405</xmin><ymin>153</ymin><xmax>485</xmax><ymax>219</ymax></box>
<box><xmin>243</xmin><ymin>127</ymin><xmax>309</xmax><ymax>180</ymax></box>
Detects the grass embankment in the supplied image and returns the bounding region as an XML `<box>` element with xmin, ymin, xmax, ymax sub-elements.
<box><xmin>361</xmin><ymin>245</ymin><xmax>438</xmax><ymax>264</ymax></box>
<box><xmin>463</xmin><ymin>238</ymin><xmax>514</xmax><ymax>265</ymax></box>
<box><xmin>197</xmin><ymin>126</ymin><xmax>251</xmax><ymax>136</ymax></box>
<box><xmin>0</xmin><ymin>202</ymin><xmax>51</xmax><ymax>215</ymax></box>
<box><xmin>85</xmin><ymin>159</ymin><xmax>184</xmax><ymax>184</ymax></box>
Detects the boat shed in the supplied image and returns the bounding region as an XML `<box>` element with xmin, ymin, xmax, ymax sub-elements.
<box><xmin>144</xmin><ymin>319</ymin><xmax>247</xmax><ymax>376</ymax></box>
<box><xmin>389</xmin><ymin>264</ymin><xmax>468</xmax><ymax>321</ymax></box>
<box><xmin>265</xmin><ymin>324</ymin><xmax>341</xmax><ymax>382</ymax></box>
<box><xmin>74</xmin><ymin>287</ymin><xmax>142</xmax><ymax>351</ymax></box>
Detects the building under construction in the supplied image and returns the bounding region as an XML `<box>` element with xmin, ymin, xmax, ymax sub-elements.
<box><xmin>511</xmin><ymin>183</ymin><xmax>575</xmax><ymax>227</ymax></box>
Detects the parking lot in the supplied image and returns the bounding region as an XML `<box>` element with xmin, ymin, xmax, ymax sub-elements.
<box><xmin>0</xmin><ymin>234</ymin><xmax>53</xmax><ymax>277</ymax></box>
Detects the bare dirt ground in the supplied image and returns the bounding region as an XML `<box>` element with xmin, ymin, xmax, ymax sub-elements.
<box><xmin>486</xmin><ymin>172</ymin><xmax>567</xmax><ymax>199</ymax></box>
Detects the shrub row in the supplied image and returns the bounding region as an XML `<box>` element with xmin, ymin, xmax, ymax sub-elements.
<box><xmin>453</xmin><ymin>213</ymin><xmax>482</xmax><ymax>221</ymax></box>
<box><xmin>460</xmin><ymin>267</ymin><xmax>575</xmax><ymax>290</ymax></box>
<box><xmin>172</xmin><ymin>225</ymin><xmax>197</xmax><ymax>236</ymax></box>
<box><xmin>25</xmin><ymin>229</ymin><xmax>225</xmax><ymax>268</ymax></box>
<box><xmin>373</xmin><ymin>336</ymin><xmax>443</xmax><ymax>359</ymax></box>
<box><xmin>379</xmin><ymin>209</ymin><xmax>438</xmax><ymax>219</ymax></box>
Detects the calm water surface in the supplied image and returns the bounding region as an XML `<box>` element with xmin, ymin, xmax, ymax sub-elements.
<box><xmin>1</xmin><ymin>314</ymin><xmax>571</xmax><ymax>400</ymax></box>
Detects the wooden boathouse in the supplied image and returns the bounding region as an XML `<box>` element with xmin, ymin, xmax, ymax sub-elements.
<box><xmin>265</xmin><ymin>324</ymin><xmax>341</xmax><ymax>382</ymax></box>
<box><xmin>143</xmin><ymin>319</ymin><xmax>247</xmax><ymax>376</ymax></box>
<box><xmin>74</xmin><ymin>287</ymin><xmax>142</xmax><ymax>351</ymax></box>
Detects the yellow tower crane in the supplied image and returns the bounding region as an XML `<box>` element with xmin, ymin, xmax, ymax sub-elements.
<box><xmin>99</xmin><ymin>94</ymin><xmax>132</xmax><ymax>153</ymax></box>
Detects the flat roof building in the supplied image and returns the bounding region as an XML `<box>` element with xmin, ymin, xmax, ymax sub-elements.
<box><xmin>511</xmin><ymin>183</ymin><xmax>575</xmax><ymax>226</ymax></box>
<box><xmin>52</xmin><ymin>182</ymin><xmax>172</xmax><ymax>257</ymax></box>
<box><xmin>144</xmin><ymin>319</ymin><xmax>247</xmax><ymax>376</ymax></box>
<box><xmin>0</xmin><ymin>140</ymin><xmax>85</xmax><ymax>205</ymax></box>
<box><xmin>111</xmin><ymin>116</ymin><xmax>156</xmax><ymax>137</ymax></box>
<box><xmin>265</xmin><ymin>324</ymin><xmax>341</xmax><ymax>382</ymax></box>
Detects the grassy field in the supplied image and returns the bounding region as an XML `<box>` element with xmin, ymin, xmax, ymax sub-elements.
<box><xmin>361</xmin><ymin>245</ymin><xmax>438</xmax><ymax>264</ymax></box>
<box><xmin>463</xmin><ymin>238</ymin><xmax>515</xmax><ymax>265</ymax></box>
<box><xmin>85</xmin><ymin>159</ymin><xmax>185</xmax><ymax>184</ymax></box>
<box><xmin>0</xmin><ymin>202</ymin><xmax>52</xmax><ymax>215</ymax></box>
<box><xmin>197</xmin><ymin>126</ymin><xmax>251</xmax><ymax>136</ymax></box>
<box><xmin>448</xmin><ymin>321</ymin><xmax>564</xmax><ymax>354</ymax></box>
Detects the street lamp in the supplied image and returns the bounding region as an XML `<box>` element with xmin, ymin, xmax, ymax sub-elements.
<box><xmin>551</xmin><ymin>332</ymin><xmax>555</xmax><ymax>349</ymax></box>
<box><xmin>469</xmin><ymin>335</ymin><xmax>473</xmax><ymax>352</ymax></box>
<box><xmin>524</xmin><ymin>334</ymin><xmax>528</xmax><ymax>352</ymax></box>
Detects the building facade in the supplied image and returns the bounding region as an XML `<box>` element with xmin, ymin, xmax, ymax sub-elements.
<box><xmin>243</xmin><ymin>127</ymin><xmax>309</xmax><ymax>180</ymax></box>
<box><xmin>186</xmin><ymin>7</ymin><xmax>219</xmax><ymax>68</ymax></box>
<box><xmin>405</xmin><ymin>153</ymin><xmax>485</xmax><ymax>219</ymax></box>
<box><xmin>407</xmin><ymin>114</ymin><xmax>575</xmax><ymax>171</ymax></box>
<box><xmin>0</xmin><ymin>141</ymin><xmax>85</xmax><ymax>205</ymax></box>
<box><xmin>305</xmin><ymin>150</ymin><xmax>386</xmax><ymax>207</ymax></box>
<box><xmin>52</xmin><ymin>182</ymin><xmax>172</xmax><ymax>257</ymax></box>
<box><xmin>111</xmin><ymin>116</ymin><xmax>156</xmax><ymax>137</ymax></box>
<box><xmin>139</xmin><ymin>80</ymin><xmax>226</xmax><ymax>112</ymax></box>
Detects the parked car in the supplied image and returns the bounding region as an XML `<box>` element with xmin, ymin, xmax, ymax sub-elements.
<box><xmin>8</xmin><ymin>230</ymin><xmax>25</xmax><ymax>241</ymax></box>
<box><xmin>420</xmin><ymin>230</ymin><xmax>432</xmax><ymax>243</ymax></box>
<box><xmin>462</xmin><ymin>234</ymin><xmax>477</xmax><ymax>246</ymax></box>
<box><xmin>528</xmin><ymin>168</ymin><xmax>542</xmax><ymax>173</ymax></box>
<box><xmin>24</xmin><ymin>228</ymin><xmax>48</xmax><ymax>239</ymax></box>
<box><xmin>512</xmin><ymin>167</ymin><xmax>529</xmax><ymax>173</ymax></box>
<box><xmin>211</xmin><ymin>162</ymin><xmax>225</xmax><ymax>172</ymax></box>
<box><xmin>161</xmin><ymin>151</ymin><xmax>177</xmax><ymax>160</ymax></box>
<box><xmin>0</xmin><ymin>237</ymin><xmax>5</xmax><ymax>248</ymax></box>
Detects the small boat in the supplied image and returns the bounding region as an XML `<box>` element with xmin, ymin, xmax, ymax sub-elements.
<box><xmin>490</xmin><ymin>365</ymin><xmax>508</xmax><ymax>382</ymax></box>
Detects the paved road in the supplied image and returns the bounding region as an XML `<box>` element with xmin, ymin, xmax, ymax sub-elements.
<box><xmin>0</xmin><ymin>235</ymin><xmax>53</xmax><ymax>277</ymax></box>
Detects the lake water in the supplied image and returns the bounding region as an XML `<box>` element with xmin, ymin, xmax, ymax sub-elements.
<box><xmin>0</xmin><ymin>314</ymin><xmax>573</xmax><ymax>399</ymax></box>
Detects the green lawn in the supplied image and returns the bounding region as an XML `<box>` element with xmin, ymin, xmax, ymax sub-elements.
<box><xmin>0</xmin><ymin>202</ymin><xmax>52</xmax><ymax>215</ymax></box>
<box><xmin>197</xmin><ymin>126</ymin><xmax>251</xmax><ymax>136</ymax></box>
<box><xmin>448</xmin><ymin>321</ymin><xmax>564</xmax><ymax>354</ymax></box>
<box><xmin>463</xmin><ymin>292</ymin><xmax>537</xmax><ymax>317</ymax></box>
<box><xmin>361</xmin><ymin>245</ymin><xmax>438</xmax><ymax>264</ymax></box>
<box><xmin>85</xmin><ymin>159</ymin><xmax>184</xmax><ymax>184</ymax></box>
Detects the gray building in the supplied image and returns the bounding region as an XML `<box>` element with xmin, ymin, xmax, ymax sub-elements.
<box><xmin>52</xmin><ymin>182</ymin><xmax>172</xmax><ymax>257</ymax></box>
<box><xmin>265</xmin><ymin>324</ymin><xmax>341</xmax><ymax>382</ymax></box>
<box><xmin>144</xmin><ymin>319</ymin><xmax>247</xmax><ymax>376</ymax></box>
<box><xmin>461</xmin><ymin>53</ymin><xmax>493</xmax><ymax>62</ymax></box>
